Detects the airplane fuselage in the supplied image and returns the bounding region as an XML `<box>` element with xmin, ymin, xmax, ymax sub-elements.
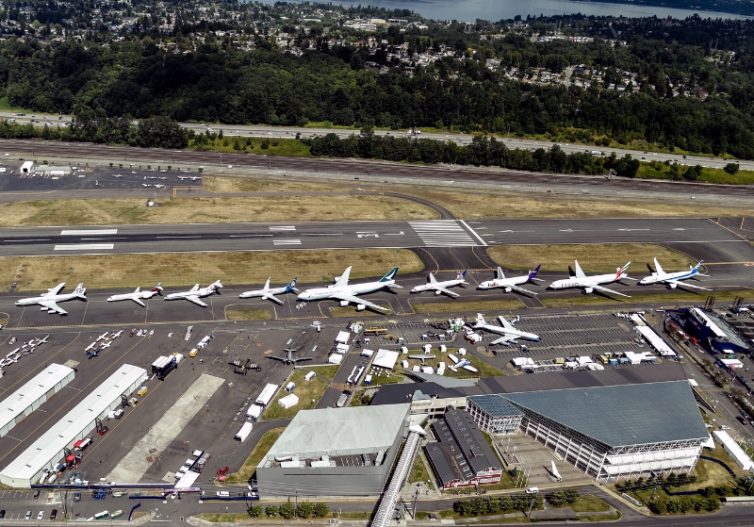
<box><xmin>298</xmin><ymin>281</ymin><xmax>393</xmax><ymax>301</ymax></box>
<box><xmin>16</xmin><ymin>293</ymin><xmax>79</xmax><ymax>307</ymax></box>
<box><xmin>411</xmin><ymin>279</ymin><xmax>465</xmax><ymax>294</ymax></box>
<box><xmin>107</xmin><ymin>291</ymin><xmax>160</xmax><ymax>302</ymax></box>
<box><xmin>639</xmin><ymin>268</ymin><xmax>700</xmax><ymax>286</ymax></box>
<box><xmin>166</xmin><ymin>287</ymin><xmax>217</xmax><ymax>301</ymax></box>
<box><xmin>478</xmin><ymin>276</ymin><xmax>529</xmax><ymax>291</ymax></box>
<box><xmin>476</xmin><ymin>323</ymin><xmax>541</xmax><ymax>342</ymax></box>
<box><xmin>549</xmin><ymin>273</ymin><xmax>622</xmax><ymax>291</ymax></box>
<box><xmin>240</xmin><ymin>286</ymin><xmax>288</xmax><ymax>299</ymax></box>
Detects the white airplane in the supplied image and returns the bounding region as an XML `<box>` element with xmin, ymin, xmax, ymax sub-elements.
<box><xmin>100</xmin><ymin>341</ymin><xmax>111</xmax><ymax>350</ymax></box>
<box><xmin>548</xmin><ymin>261</ymin><xmax>633</xmax><ymax>298</ymax></box>
<box><xmin>297</xmin><ymin>267</ymin><xmax>400</xmax><ymax>313</ymax></box>
<box><xmin>112</xmin><ymin>330</ymin><xmax>124</xmax><ymax>339</ymax></box>
<box><xmin>239</xmin><ymin>278</ymin><xmax>298</xmax><ymax>305</ymax></box>
<box><xmin>639</xmin><ymin>258</ymin><xmax>709</xmax><ymax>291</ymax></box>
<box><xmin>478</xmin><ymin>264</ymin><xmax>543</xmax><ymax>296</ymax></box>
<box><xmin>85</xmin><ymin>341</ymin><xmax>98</xmax><ymax>352</ymax></box>
<box><xmin>15</xmin><ymin>283</ymin><xmax>86</xmax><ymax>315</ymax></box>
<box><xmin>107</xmin><ymin>284</ymin><xmax>163</xmax><ymax>307</ymax></box>
<box><xmin>411</xmin><ymin>271</ymin><xmax>467</xmax><ymax>298</ymax></box>
<box><xmin>165</xmin><ymin>280</ymin><xmax>223</xmax><ymax>307</ymax></box>
<box><xmin>96</xmin><ymin>332</ymin><xmax>109</xmax><ymax>342</ymax></box>
<box><xmin>447</xmin><ymin>353</ymin><xmax>478</xmax><ymax>373</ymax></box>
<box><xmin>473</xmin><ymin>313</ymin><xmax>541</xmax><ymax>346</ymax></box>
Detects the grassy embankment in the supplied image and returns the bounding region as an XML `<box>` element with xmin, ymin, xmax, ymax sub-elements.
<box><xmin>1</xmin><ymin>249</ymin><xmax>424</xmax><ymax>292</ymax></box>
<box><xmin>0</xmin><ymin>194</ymin><xmax>437</xmax><ymax>227</ymax></box>
<box><xmin>638</xmin><ymin>161</ymin><xmax>754</xmax><ymax>185</ymax></box>
<box><xmin>263</xmin><ymin>366</ymin><xmax>340</xmax><ymax>420</ymax></box>
<box><xmin>224</xmin><ymin>427</ymin><xmax>284</xmax><ymax>485</ymax></box>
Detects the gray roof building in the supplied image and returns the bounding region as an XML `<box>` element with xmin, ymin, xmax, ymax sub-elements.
<box><xmin>425</xmin><ymin>407</ymin><xmax>501</xmax><ymax>488</ymax></box>
<box><xmin>502</xmin><ymin>380</ymin><xmax>708</xmax><ymax>447</ymax></box>
<box><xmin>257</xmin><ymin>403</ymin><xmax>410</xmax><ymax>496</ymax></box>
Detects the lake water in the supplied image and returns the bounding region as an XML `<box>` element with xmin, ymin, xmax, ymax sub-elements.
<box><xmin>256</xmin><ymin>0</ymin><xmax>749</xmax><ymax>21</ymax></box>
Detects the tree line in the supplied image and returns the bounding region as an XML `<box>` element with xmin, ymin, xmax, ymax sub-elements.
<box><xmin>307</xmin><ymin>133</ymin><xmax>641</xmax><ymax>177</ymax></box>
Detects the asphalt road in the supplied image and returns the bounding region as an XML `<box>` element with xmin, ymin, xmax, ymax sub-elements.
<box><xmin>0</xmin><ymin>110</ymin><xmax>750</xmax><ymax>171</ymax></box>
<box><xmin>3</xmin><ymin>139</ymin><xmax>754</xmax><ymax>204</ymax></box>
<box><xmin>0</xmin><ymin>218</ymin><xmax>750</xmax><ymax>262</ymax></box>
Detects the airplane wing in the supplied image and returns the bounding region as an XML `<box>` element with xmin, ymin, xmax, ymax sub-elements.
<box><xmin>434</xmin><ymin>286</ymin><xmax>459</xmax><ymax>298</ymax></box>
<box><xmin>39</xmin><ymin>300</ymin><xmax>67</xmax><ymax>315</ymax></box>
<box><xmin>591</xmin><ymin>284</ymin><xmax>631</xmax><ymax>298</ymax></box>
<box><xmin>264</xmin><ymin>293</ymin><xmax>284</xmax><ymax>305</ymax></box>
<box><xmin>334</xmin><ymin>267</ymin><xmax>352</xmax><ymax>288</ymax></box>
<box><xmin>668</xmin><ymin>280</ymin><xmax>710</xmax><ymax>292</ymax></box>
<box><xmin>46</xmin><ymin>283</ymin><xmax>66</xmax><ymax>296</ymax></box>
<box><xmin>498</xmin><ymin>316</ymin><xmax>515</xmax><ymax>329</ymax></box>
<box><xmin>331</xmin><ymin>292</ymin><xmax>388</xmax><ymax>313</ymax></box>
<box><xmin>509</xmin><ymin>285</ymin><xmax>538</xmax><ymax>296</ymax></box>
<box><xmin>184</xmin><ymin>295</ymin><xmax>208</xmax><ymax>307</ymax></box>
<box><xmin>131</xmin><ymin>297</ymin><xmax>146</xmax><ymax>307</ymax></box>
<box><xmin>490</xmin><ymin>334</ymin><xmax>517</xmax><ymax>346</ymax></box>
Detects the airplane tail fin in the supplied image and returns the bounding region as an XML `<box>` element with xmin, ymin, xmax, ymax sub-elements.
<box><xmin>456</xmin><ymin>270</ymin><xmax>467</xmax><ymax>281</ymax></box>
<box><xmin>528</xmin><ymin>264</ymin><xmax>542</xmax><ymax>281</ymax></box>
<box><xmin>693</xmin><ymin>260</ymin><xmax>704</xmax><ymax>270</ymax></box>
<box><xmin>286</xmin><ymin>277</ymin><xmax>299</xmax><ymax>292</ymax></box>
<box><xmin>616</xmin><ymin>262</ymin><xmax>631</xmax><ymax>278</ymax></box>
<box><xmin>379</xmin><ymin>267</ymin><xmax>399</xmax><ymax>282</ymax></box>
<box><xmin>495</xmin><ymin>266</ymin><xmax>506</xmax><ymax>279</ymax></box>
<box><xmin>212</xmin><ymin>280</ymin><xmax>223</xmax><ymax>293</ymax></box>
<box><xmin>474</xmin><ymin>312</ymin><xmax>486</xmax><ymax>326</ymax></box>
<box><xmin>74</xmin><ymin>283</ymin><xmax>87</xmax><ymax>298</ymax></box>
<box><xmin>153</xmin><ymin>283</ymin><xmax>164</xmax><ymax>295</ymax></box>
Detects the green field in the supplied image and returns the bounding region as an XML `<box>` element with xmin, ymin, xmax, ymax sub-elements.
<box><xmin>191</xmin><ymin>136</ymin><xmax>311</xmax><ymax>157</ymax></box>
<box><xmin>263</xmin><ymin>366</ymin><xmax>340</xmax><ymax>420</ymax></box>
<box><xmin>637</xmin><ymin>160</ymin><xmax>754</xmax><ymax>185</ymax></box>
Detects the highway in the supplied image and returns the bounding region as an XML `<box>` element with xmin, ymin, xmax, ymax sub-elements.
<box><xmin>0</xmin><ymin>110</ymin><xmax>750</xmax><ymax>170</ymax></box>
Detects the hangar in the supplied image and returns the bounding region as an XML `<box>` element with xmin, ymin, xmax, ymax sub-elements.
<box><xmin>0</xmin><ymin>364</ymin><xmax>147</xmax><ymax>488</ymax></box>
<box><xmin>468</xmin><ymin>381</ymin><xmax>708</xmax><ymax>481</ymax></box>
<box><xmin>257</xmin><ymin>403</ymin><xmax>410</xmax><ymax>496</ymax></box>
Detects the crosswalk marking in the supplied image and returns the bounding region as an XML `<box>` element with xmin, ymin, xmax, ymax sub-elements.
<box><xmin>408</xmin><ymin>220</ymin><xmax>479</xmax><ymax>247</ymax></box>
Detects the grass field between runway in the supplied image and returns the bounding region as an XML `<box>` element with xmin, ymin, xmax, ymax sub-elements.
<box><xmin>394</xmin><ymin>187</ymin><xmax>754</xmax><ymax>219</ymax></box>
<box><xmin>487</xmin><ymin>243</ymin><xmax>695</xmax><ymax>274</ymax></box>
<box><xmin>540</xmin><ymin>288</ymin><xmax>754</xmax><ymax>308</ymax></box>
<box><xmin>0</xmin><ymin>194</ymin><xmax>437</xmax><ymax>227</ymax></box>
<box><xmin>411</xmin><ymin>298</ymin><xmax>525</xmax><ymax>314</ymax></box>
<box><xmin>2</xmin><ymin>249</ymin><xmax>424</xmax><ymax>291</ymax></box>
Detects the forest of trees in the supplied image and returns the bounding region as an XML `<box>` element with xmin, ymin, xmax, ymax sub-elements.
<box><xmin>2</xmin><ymin>14</ymin><xmax>754</xmax><ymax>158</ymax></box>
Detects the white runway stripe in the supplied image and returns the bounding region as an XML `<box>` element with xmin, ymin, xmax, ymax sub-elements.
<box><xmin>54</xmin><ymin>243</ymin><xmax>115</xmax><ymax>251</ymax></box>
<box><xmin>60</xmin><ymin>229</ymin><xmax>118</xmax><ymax>235</ymax></box>
<box><xmin>408</xmin><ymin>220</ymin><xmax>478</xmax><ymax>246</ymax></box>
<box><xmin>273</xmin><ymin>238</ymin><xmax>302</xmax><ymax>246</ymax></box>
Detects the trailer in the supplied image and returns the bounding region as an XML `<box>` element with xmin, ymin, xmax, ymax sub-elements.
<box><xmin>246</xmin><ymin>404</ymin><xmax>263</xmax><ymax>421</ymax></box>
<box><xmin>234</xmin><ymin>422</ymin><xmax>253</xmax><ymax>441</ymax></box>
<box><xmin>255</xmin><ymin>383</ymin><xmax>279</xmax><ymax>407</ymax></box>
<box><xmin>152</xmin><ymin>356</ymin><xmax>178</xmax><ymax>380</ymax></box>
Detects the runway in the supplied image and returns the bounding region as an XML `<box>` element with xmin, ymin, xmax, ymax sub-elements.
<box><xmin>0</xmin><ymin>218</ymin><xmax>750</xmax><ymax>262</ymax></box>
<box><xmin>3</xmin><ymin>139</ymin><xmax>754</xmax><ymax>202</ymax></box>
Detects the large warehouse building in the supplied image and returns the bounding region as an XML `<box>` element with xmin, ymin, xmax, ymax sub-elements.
<box><xmin>0</xmin><ymin>363</ymin><xmax>75</xmax><ymax>438</ymax></box>
<box><xmin>467</xmin><ymin>381</ymin><xmax>709</xmax><ymax>481</ymax></box>
<box><xmin>257</xmin><ymin>403</ymin><xmax>410</xmax><ymax>496</ymax></box>
<box><xmin>0</xmin><ymin>364</ymin><xmax>147</xmax><ymax>488</ymax></box>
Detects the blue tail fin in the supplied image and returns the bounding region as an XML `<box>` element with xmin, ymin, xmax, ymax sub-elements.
<box><xmin>286</xmin><ymin>277</ymin><xmax>298</xmax><ymax>291</ymax></box>
<box><xmin>379</xmin><ymin>267</ymin><xmax>399</xmax><ymax>282</ymax></box>
<box><xmin>693</xmin><ymin>260</ymin><xmax>704</xmax><ymax>270</ymax></box>
<box><xmin>528</xmin><ymin>264</ymin><xmax>542</xmax><ymax>280</ymax></box>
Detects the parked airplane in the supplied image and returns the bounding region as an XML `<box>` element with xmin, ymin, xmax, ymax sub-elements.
<box><xmin>639</xmin><ymin>258</ymin><xmax>709</xmax><ymax>291</ymax></box>
<box><xmin>477</xmin><ymin>265</ymin><xmax>543</xmax><ymax>296</ymax></box>
<box><xmin>473</xmin><ymin>313</ymin><xmax>541</xmax><ymax>346</ymax></box>
<box><xmin>15</xmin><ymin>283</ymin><xmax>87</xmax><ymax>315</ymax></box>
<box><xmin>107</xmin><ymin>284</ymin><xmax>164</xmax><ymax>307</ymax></box>
<box><xmin>165</xmin><ymin>280</ymin><xmax>223</xmax><ymax>307</ymax></box>
<box><xmin>408</xmin><ymin>353</ymin><xmax>437</xmax><ymax>364</ymax></box>
<box><xmin>267</xmin><ymin>345</ymin><xmax>312</xmax><ymax>365</ymax></box>
<box><xmin>411</xmin><ymin>271</ymin><xmax>467</xmax><ymax>298</ymax></box>
<box><xmin>240</xmin><ymin>278</ymin><xmax>298</xmax><ymax>304</ymax></box>
<box><xmin>448</xmin><ymin>353</ymin><xmax>478</xmax><ymax>373</ymax></box>
<box><xmin>297</xmin><ymin>266</ymin><xmax>400</xmax><ymax>313</ymax></box>
<box><xmin>548</xmin><ymin>261</ymin><xmax>633</xmax><ymax>298</ymax></box>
